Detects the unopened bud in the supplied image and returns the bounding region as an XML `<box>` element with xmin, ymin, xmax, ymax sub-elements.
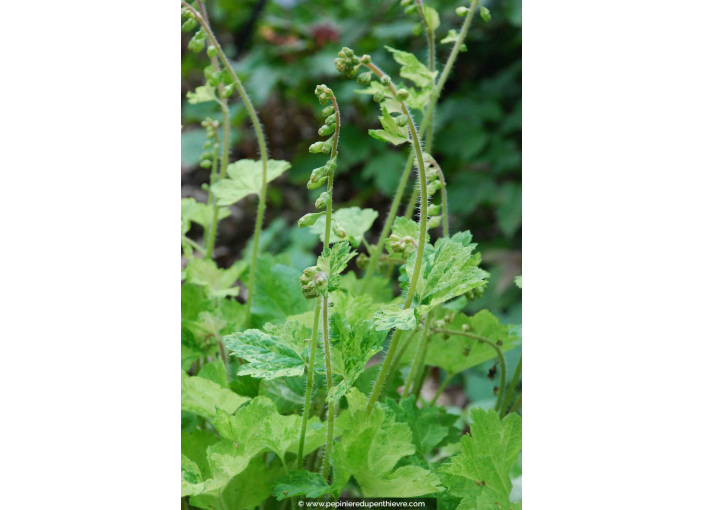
<box><xmin>395</xmin><ymin>114</ymin><xmax>408</xmax><ymax>127</ymax></box>
<box><xmin>480</xmin><ymin>5</ymin><xmax>491</xmax><ymax>22</ymax></box>
<box><xmin>373</xmin><ymin>91</ymin><xmax>385</xmax><ymax>103</ymax></box>
<box><xmin>322</xmin><ymin>105</ymin><xmax>335</xmax><ymax>117</ymax></box>
<box><xmin>332</xmin><ymin>221</ymin><xmax>347</xmax><ymax>239</ymax></box>
<box><xmin>309</xmin><ymin>141</ymin><xmax>325</xmax><ymax>154</ymax></box>
<box><xmin>456</xmin><ymin>6</ymin><xmax>469</xmax><ymax>17</ymax></box>
<box><xmin>397</xmin><ymin>89</ymin><xmax>409</xmax><ymax>100</ymax></box>
<box><xmin>357</xmin><ymin>72</ymin><xmax>372</xmax><ymax>85</ymax></box>
<box><xmin>380</xmin><ymin>75</ymin><xmax>391</xmax><ymax>85</ymax></box>
<box><xmin>427</xmin><ymin>203</ymin><xmax>441</xmax><ymax>216</ymax></box>
<box><xmin>404</xmin><ymin>4</ymin><xmax>417</xmax><ymax>15</ymax></box>
<box><xmin>427</xmin><ymin>216</ymin><xmax>442</xmax><ymax>229</ymax></box>
<box><xmin>315</xmin><ymin>192</ymin><xmax>331</xmax><ymax>209</ymax></box>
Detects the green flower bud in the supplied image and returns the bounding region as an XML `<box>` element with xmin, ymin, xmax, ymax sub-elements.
<box><xmin>207</xmin><ymin>45</ymin><xmax>217</xmax><ymax>58</ymax></box>
<box><xmin>203</xmin><ymin>140</ymin><xmax>213</xmax><ymax>149</ymax></box>
<box><xmin>222</xmin><ymin>84</ymin><xmax>235</xmax><ymax>98</ymax></box>
<box><xmin>428</xmin><ymin>203</ymin><xmax>441</xmax><ymax>216</ymax></box>
<box><xmin>401</xmin><ymin>0</ymin><xmax>413</xmax><ymax>5</ymax></box>
<box><xmin>427</xmin><ymin>215</ymin><xmax>442</xmax><ymax>229</ymax></box>
<box><xmin>404</xmin><ymin>4</ymin><xmax>417</xmax><ymax>15</ymax></box>
<box><xmin>395</xmin><ymin>114</ymin><xmax>408</xmax><ymax>127</ymax></box>
<box><xmin>456</xmin><ymin>6</ymin><xmax>469</xmax><ymax>17</ymax></box>
<box><xmin>300</xmin><ymin>266</ymin><xmax>327</xmax><ymax>299</ymax></box>
<box><xmin>315</xmin><ymin>191</ymin><xmax>331</xmax><ymax>209</ymax></box>
<box><xmin>208</xmin><ymin>71</ymin><xmax>223</xmax><ymax>86</ymax></box>
<box><xmin>307</xmin><ymin>166</ymin><xmax>328</xmax><ymax>189</ymax></box>
<box><xmin>355</xmin><ymin>253</ymin><xmax>370</xmax><ymax>270</ymax></box>
<box><xmin>341</xmin><ymin>47</ymin><xmax>354</xmax><ymax>57</ymax></box>
<box><xmin>298</xmin><ymin>212</ymin><xmax>324</xmax><ymax>228</ymax></box>
<box><xmin>435</xmin><ymin>319</ymin><xmax>446</xmax><ymax>329</ymax></box>
<box><xmin>373</xmin><ymin>91</ymin><xmax>385</xmax><ymax>103</ymax></box>
<box><xmin>322</xmin><ymin>105</ymin><xmax>335</xmax><ymax>117</ymax></box>
<box><xmin>427</xmin><ymin>180</ymin><xmax>442</xmax><ymax>195</ymax></box>
<box><xmin>309</xmin><ymin>141</ymin><xmax>325</xmax><ymax>154</ymax></box>
<box><xmin>321</xmin><ymin>138</ymin><xmax>334</xmax><ymax>155</ymax></box>
<box><xmin>318</xmin><ymin>124</ymin><xmax>335</xmax><ymax>137</ymax></box>
<box><xmin>360</xmin><ymin>54</ymin><xmax>371</xmax><ymax>65</ymax></box>
<box><xmin>380</xmin><ymin>75</ymin><xmax>391</xmax><ymax>85</ymax></box>
<box><xmin>325</xmin><ymin>114</ymin><xmax>337</xmax><ymax>126</ymax></box>
<box><xmin>480</xmin><ymin>5</ymin><xmax>491</xmax><ymax>22</ymax></box>
<box><xmin>200</xmin><ymin>159</ymin><xmax>212</xmax><ymax>169</ymax></box>
<box><xmin>319</xmin><ymin>93</ymin><xmax>329</xmax><ymax>105</ymax></box>
<box><xmin>397</xmin><ymin>88</ymin><xmax>409</xmax><ymax>100</ymax></box>
<box><xmin>426</xmin><ymin>167</ymin><xmax>439</xmax><ymax>181</ymax></box>
<box><xmin>346</xmin><ymin>67</ymin><xmax>358</xmax><ymax>78</ymax></box>
<box><xmin>462</xmin><ymin>323</ymin><xmax>470</xmax><ymax>332</ymax></box>
<box><xmin>459</xmin><ymin>44</ymin><xmax>468</xmax><ymax>53</ymax></box>
<box><xmin>182</xmin><ymin>18</ymin><xmax>197</xmax><ymax>31</ymax></box>
<box><xmin>357</xmin><ymin>72</ymin><xmax>372</xmax><ymax>85</ymax></box>
<box><xmin>389</xmin><ymin>234</ymin><xmax>417</xmax><ymax>258</ymax></box>
<box><xmin>412</xmin><ymin>23</ymin><xmax>423</xmax><ymax>36</ymax></box>
<box><xmin>324</xmin><ymin>157</ymin><xmax>337</xmax><ymax>176</ymax></box>
<box><xmin>332</xmin><ymin>221</ymin><xmax>347</xmax><ymax>239</ymax></box>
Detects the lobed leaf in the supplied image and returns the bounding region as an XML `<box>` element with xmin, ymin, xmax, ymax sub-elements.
<box><xmin>211</xmin><ymin>159</ymin><xmax>291</xmax><ymax>206</ymax></box>
<box><xmin>310</xmin><ymin>207</ymin><xmax>378</xmax><ymax>247</ymax></box>
<box><xmin>385</xmin><ymin>46</ymin><xmax>438</xmax><ymax>89</ymax></box>
<box><xmin>181</xmin><ymin>371</ymin><xmax>249</xmax><ymax>421</ymax></box>
<box><xmin>373</xmin><ymin>304</ymin><xmax>417</xmax><ymax>332</ymax></box>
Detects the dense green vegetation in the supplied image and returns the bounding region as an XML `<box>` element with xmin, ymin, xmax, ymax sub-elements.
<box><xmin>181</xmin><ymin>0</ymin><xmax>521</xmax><ymax>508</ymax></box>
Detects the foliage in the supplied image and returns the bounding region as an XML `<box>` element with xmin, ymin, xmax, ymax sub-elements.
<box><xmin>181</xmin><ymin>0</ymin><xmax>521</xmax><ymax>507</ymax></box>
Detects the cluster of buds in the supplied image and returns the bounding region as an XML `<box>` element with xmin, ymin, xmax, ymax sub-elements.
<box><xmin>334</xmin><ymin>47</ymin><xmax>365</xmax><ymax>78</ymax></box>
<box><xmin>464</xmin><ymin>285</ymin><xmax>485</xmax><ymax>301</ymax></box>
<box><xmin>388</xmin><ymin>234</ymin><xmax>417</xmax><ymax>259</ymax></box>
<box><xmin>181</xmin><ymin>6</ymin><xmax>198</xmax><ymax>31</ymax></box>
<box><xmin>199</xmin><ymin>118</ymin><xmax>220</xmax><ymax>169</ymax></box>
<box><xmin>456</xmin><ymin>3</ymin><xmax>492</xmax><ymax>22</ymax></box>
<box><xmin>307</xmin><ymin>85</ymin><xmax>339</xmax><ymax>190</ymax></box>
<box><xmin>203</xmin><ymin>65</ymin><xmax>234</xmax><ymax>97</ymax></box>
<box><xmin>399</xmin><ymin>0</ymin><xmax>425</xmax><ymax>37</ymax></box>
<box><xmin>300</xmin><ymin>266</ymin><xmax>329</xmax><ymax>299</ymax></box>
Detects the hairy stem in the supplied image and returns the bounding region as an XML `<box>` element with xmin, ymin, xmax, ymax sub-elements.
<box><xmin>402</xmin><ymin>315</ymin><xmax>431</xmax><ymax>397</ymax></box>
<box><xmin>205</xmin><ymin>108</ymin><xmax>230</xmax><ymax>259</ymax></box>
<box><xmin>500</xmin><ymin>355</ymin><xmax>522</xmax><ymax>417</ymax></box>
<box><xmin>429</xmin><ymin>371</ymin><xmax>454</xmax><ymax>406</ymax></box>
<box><xmin>182</xmin><ymin>2</ymin><xmax>269</xmax><ymax>327</ymax></box>
<box><xmin>321</xmin><ymin>297</ymin><xmax>335</xmax><ymax>481</ymax></box>
<box><xmin>430</xmin><ymin>327</ymin><xmax>507</xmax><ymax>412</ymax></box>
<box><xmin>296</xmin><ymin>298</ymin><xmax>321</xmax><ymax>469</ymax></box>
<box><xmin>364</xmin><ymin>62</ymin><xmax>430</xmax><ymax>414</ymax></box>
<box><xmin>361</xmin><ymin>3</ymin><xmax>476</xmax><ymax>287</ymax></box>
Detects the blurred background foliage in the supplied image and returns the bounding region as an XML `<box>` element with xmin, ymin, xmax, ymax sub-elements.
<box><xmin>182</xmin><ymin>0</ymin><xmax>521</xmax><ymax>405</ymax></box>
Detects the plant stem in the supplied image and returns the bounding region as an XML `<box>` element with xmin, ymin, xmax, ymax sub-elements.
<box><xmin>182</xmin><ymin>236</ymin><xmax>206</xmax><ymax>256</ymax></box>
<box><xmin>402</xmin><ymin>315</ymin><xmax>431</xmax><ymax>397</ymax></box>
<box><xmin>182</xmin><ymin>2</ymin><xmax>269</xmax><ymax>328</ymax></box>
<box><xmin>205</xmin><ymin>107</ymin><xmax>230</xmax><ymax>259</ymax></box>
<box><xmin>413</xmin><ymin>366</ymin><xmax>431</xmax><ymax>400</ymax></box>
<box><xmin>296</xmin><ymin>298</ymin><xmax>321</xmax><ymax>469</ymax></box>
<box><xmin>364</xmin><ymin>62</ymin><xmax>430</xmax><ymax>414</ymax></box>
<box><xmin>429</xmin><ymin>371</ymin><xmax>454</xmax><ymax>406</ymax></box>
<box><xmin>508</xmin><ymin>393</ymin><xmax>522</xmax><ymax>414</ymax></box>
<box><xmin>321</xmin><ymin>297</ymin><xmax>335</xmax><ymax>482</ymax></box>
<box><xmin>500</xmin><ymin>355</ymin><xmax>522</xmax><ymax>417</ymax></box>
<box><xmin>430</xmin><ymin>327</ymin><xmax>507</xmax><ymax>412</ymax></box>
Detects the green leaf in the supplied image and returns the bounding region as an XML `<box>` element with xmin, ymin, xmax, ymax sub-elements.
<box><xmin>211</xmin><ymin>159</ymin><xmax>291</xmax><ymax>206</ymax></box>
<box><xmin>181</xmin><ymin>371</ymin><xmax>249</xmax><ymax>421</ymax></box>
<box><xmin>373</xmin><ymin>304</ymin><xmax>417</xmax><ymax>332</ymax></box>
<box><xmin>403</xmin><ymin>231</ymin><xmax>489</xmax><ymax>314</ymax></box>
<box><xmin>402</xmin><ymin>310</ymin><xmax>520</xmax><ymax>375</ymax></box>
<box><xmin>368</xmin><ymin>106</ymin><xmax>409</xmax><ymax>146</ymax></box>
<box><xmin>223</xmin><ymin>321</ymin><xmax>312</xmax><ymax>380</ymax></box>
<box><xmin>330</xmin><ymin>388</ymin><xmax>444</xmax><ymax>497</ymax></box>
<box><xmin>249</xmin><ymin>254</ymin><xmax>313</xmax><ymax>327</ymax></box>
<box><xmin>441</xmin><ymin>408</ymin><xmax>522</xmax><ymax>510</ymax></box>
<box><xmin>181</xmin><ymin>197</ymin><xmax>230</xmax><ymax>232</ymax></box>
<box><xmin>198</xmin><ymin>359</ymin><xmax>228</xmax><ymax>388</ymax></box>
<box><xmin>385</xmin><ymin>396</ymin><xmax>452</xmax><ymax>456</ymax></box>
<box><xmin>182</xmin><ymin>454</ymin><xmax>206</xmax><ymax>497</ymax></box>
<box><xmin>273</xmin><ymin>470</ymin><xmax>331</xmax><ymax>500</ymax></box>
<box><xmin>186</xmin><ymin>258</ymin><xmax>245</xmax><ymax>298</ymax></box>
<box><xmin>316</xmin><ymin>241</ymin><xmax>357</xmax><ymax>293</ymax></box>
<box><xmin>327</xmin><ymin>313</ymin><xmax>387</xmax><ymax>402</ymax></box>
<box><xmin>496</xmin><ymin>182</ymin><xmax>522</xmax><ymax>237</ymax></box>
<box><xmin>182</xmin><ymin>429</ymin><xmax>219</xmax><ymax>480</ymax></box>
<box><xmin>186</xmin><ymin>85</ymin><xmax>217</xmax><ymax>104</ymax></box>
<box><xmin>385</xmin><ymin>46</ymin><xmax>438</xmax><ymax>89</ymax></box>
<box><xmin>515</xmin><ymin>275</ymin><xmax>522</xmax><ymax>289</ymax></box>
<box><xmin>310</xmin><ymin>207</ymin><xmax>378</xmax><ymax>247</ymax></box>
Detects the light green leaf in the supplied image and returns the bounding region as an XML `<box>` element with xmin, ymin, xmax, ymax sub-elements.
<box><xmin>310</xmin><ymin>207</ymin><xmax>378</xmax><ymax>247</ymax></box>
<box><xmin>211</xmin><ymin>159</ymin><xmax>291</xmax><ymax>206</ymax></box>
<box><xmin>186</xmin><ymin>258</ymin><xmax>245</xmax><ymax>298</ymax></box>
<box><xmin>401</xmin><ymin>310</ymin><xmax>520</xmax><ymax>375</ymax></box>
<box><xmin>273</xmin><ymin>470</ymin><xmax>332</xmax><ymax>500</ymax></box>
<box><xmin>515</xmin><ymin>275</ymin><xmax>522</xmax><ymax>289</ymax></box>
<box><xmin>330</xmin><ymin>388</ymin><xmax>444</xmax><ymax>497</ymax></box>
<box><xmin>385</xmin><ymin>396</ymin><xmax>455</xmax><ymax>456</ymax></box>
<box><xmin>368</xmin><ymin>106</ymin><xmax>409</xmax><ymax>146</ymax></box>
<box><xmin>182</xmin><ymin>454</ymin><xmax>206</xmax><ymax>497</ymax></box>
<box><xmin>181</xmin><ymin>197</ymin><xmax>230</xmax><ymax>231</ymax></box>
<box><xmin>181</xmin><ymin>371</ymin><xmax>249</xmax><ymax>421</ymax></box>
<box><xmin>369</xmin><ymin>128</ymin><xmax>409</xmax><ymax>146</ymax></box>
<box><xmin>182</xmin><ymin>429</ymin><xmax>219</xmax><ymax>480</ymax></box>
<box><xmin>186</xmin><ymin>85</ymin><xmax>217</xmax><ymax>104</ymax></box>
<box><xmin>223</xmin><ymin>321</ymin><xmax>312</xmax><ymax>380</ymax></box>
<box><xmin>373</xmin><ymin>304</ymin><xmax>417</xmax><ymax>332</ymax></box>
<box><xmin>316</xmin><ymin>241</ymin><xmax>357</xmax><ymax>293</ymax></box>
<box><xmin>355</xmin><ymin>81</ymin><xmax>392</xmax><ymax>99</ymax></box>
<box><xmin>403</xmin><ymin>231</ymin><xmax>489</xmax><ymax>314</ymax></box>
<box><xmin>327</xmin><ymin>313</ymin><xmax>387</xmax><ymax>402</ymax></box>
<box><xmin>442</xmin><ymin>408</ymin><xmax>522</xmax><ymax>510</ymax></box>
<box><xmin>385</xmin><ymin>46</ymin><xmax>438</xmax><ymax>89</ymax></box>
<box><xmin>198</xmin><ymin>359</ymin><xmax>228</xmax><ymax>388</ymax></box>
